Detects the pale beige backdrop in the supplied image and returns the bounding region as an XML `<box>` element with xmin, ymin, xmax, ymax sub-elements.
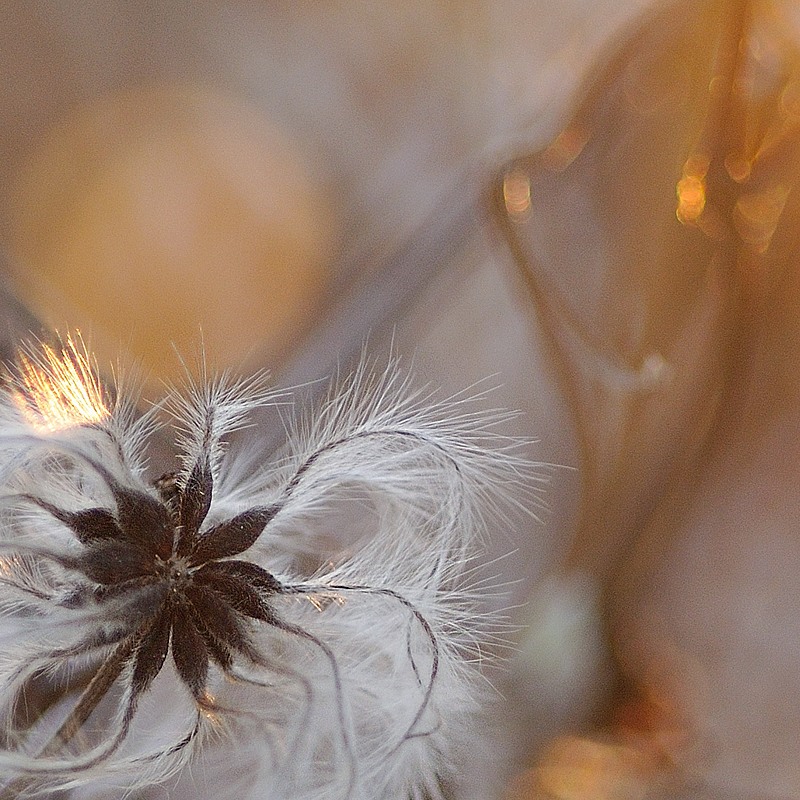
<box><xmin>2</xmin><ymin>2</ymin><xmax>797</xmax><ymax>799</ymax></box>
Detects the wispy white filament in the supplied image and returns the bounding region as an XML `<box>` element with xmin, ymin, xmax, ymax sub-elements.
<box><xmin>0</xmin><ymin>347</ymin><xmax>542</xmax><ymax>799</ymax></box>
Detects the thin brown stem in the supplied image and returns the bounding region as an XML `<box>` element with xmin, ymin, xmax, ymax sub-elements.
<box><xmin>0</xmin><ymin>639</ymin><xmax>134</xmax><ymax>799</ymax></box>
<box><xmin>38</xmin><ymin>637</ymin><xmax>136</xmax><ymax>757</ymax></box>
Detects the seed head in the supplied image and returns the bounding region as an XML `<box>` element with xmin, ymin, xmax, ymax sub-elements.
<box><xmin>0</xmin><ymin>341</ymin><xmax>540</xmax><ymax>799</ymax></box>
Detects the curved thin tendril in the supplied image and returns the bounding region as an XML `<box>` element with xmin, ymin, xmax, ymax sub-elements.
<box><xmin>285</xmin><ymin>583</ymin><xmax>440</xmax><ymax>752</ymax></box>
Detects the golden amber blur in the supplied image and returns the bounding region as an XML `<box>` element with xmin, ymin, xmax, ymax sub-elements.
<box><xmin>724</xmin><ymin>153</ymin><xmax>752</xmax><ymax>183</ymax></box>
<box><xmin>676</xmin><ymin>155</ymin><xmax>709</xmax><ymax>225</ymax></box>
<box><xmin>505</xmin><ymin>736</ymin><xmax>657</xmax><ymax>800</ymax></box>
<box><xmin>675</xmin><ymin>175</ymin><xmax>706</xmax><ymax>223</ymax></box>
<box><xmin>734</xmin><ymin>185</ymin><xmax>790</xmax><ymax>253</ymax></box>
<box><xmin>7</xmin><ymin>85</ymin><xmax>337</xmax><ymax>388</ymax></box>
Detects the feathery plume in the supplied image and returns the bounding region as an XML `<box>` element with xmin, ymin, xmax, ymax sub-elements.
<box><xmin>0</xmin><ymin>339</ymin><xmax>540</xmax><ymax>799</ymax></box>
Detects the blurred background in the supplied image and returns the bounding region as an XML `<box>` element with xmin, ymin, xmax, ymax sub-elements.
<box><xmin>2</xmin><ymin>1</ymin><xmax>800</xmax><ymax>798</ymax></box>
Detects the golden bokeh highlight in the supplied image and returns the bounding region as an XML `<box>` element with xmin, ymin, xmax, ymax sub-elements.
<box><xmin>12</xmin><ymin>334</ymin><xmax>109</xmax><ymax>433</ymax></box>
<box><xmin>675</xmin><ymin>175</ymin><xmax>706</xmax><ymax>223</ymax></box>
<box><xmin>675</xmin><ymin>154</ymin><xmax>709</xmax><ymax>225</ymax></box>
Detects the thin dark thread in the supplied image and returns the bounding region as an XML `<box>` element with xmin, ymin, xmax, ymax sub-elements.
<box><xmin>278</xmin><ymin>425</ymin><xmax>466</xmax><ymax>591</ymax></box>
<box><xmin>38</xmin><ymin>638</ymin><xmax>136</xmax><ymax>755</ymax></box>
<box><xmin>267</xmin><ymin>619</ymin><xmax>357</xmax><ymax>799</ymax></box>
<box><xmin>0</xmin><ymin>575</ymin><xmax>53</xmax><ymax>602</ymax></box>
<box><xmin>284</xmin><ymin>427</ymin><xmax>462</xmax><ymax>498</ymax></box>
<box><xmin>285</xmin><ymin>583</ymin><xmax>440</xmax><ymax>752</ymax></box>
<box><xmin>231</xmin><ymin>656</ymin><xmax>315</xmax><ymax>773</ymax></box>
<box><xmin>403</xmin><ymin>719</ymin><xmax>442</xmax><ymax>740</ymax></box>
<box><xmin>136</xmin><ymin>711</ymin><xmax>203</xmax><ymax>763</ymax></box>
<box><xmin>0</xmin><ymin>657</ymin><xmax>139</xmax><ymax>798</ymax></box>
<box><xmin>406</xmin><ymin>621</ymin><xmax>423</xmax><ymax>687</ymax></box>
<box><xmin>7</xmin><ymin>629</ymin><xmax>134</xmax><ymax>732</ymax></box>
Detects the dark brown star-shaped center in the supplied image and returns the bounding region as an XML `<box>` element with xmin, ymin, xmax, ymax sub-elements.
<box><xmin>30</xmin><ymin>456</ymin><xmax>282</xmax><ymax>701</ymax></box>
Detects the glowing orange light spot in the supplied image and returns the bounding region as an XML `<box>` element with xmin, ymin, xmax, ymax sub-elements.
<box><xmin>13</xmin><ymin>334</ymin><xmax>109</xmax><ymax>433</ymax></box>
<box><xmin>676</xmin><ymin>175</ymin><xmax>706</xmax><ymax>224</ymax></box>
<box><xmin>541</xmin><ymin>126</ymin><xmax>590</xmax><ymax>172</ymax></box>
<box><xmin>520</xmin><ymin>735</ymin><xmax>656</xmax><ymax>800</ymax></box>
<box><xmin>7</xmin><ymin>86</ymin><xmax>336</xmax><ymax>390</ymax></box>
<box><xmin>676</xmin><ymin>153</ymin><xmax>709</xmax><ymax>226</ymax></box>
<box><xmin>503</xmin><ymin>169</ymin><xmax>532</xmax><ymax>221</ymax></box>
<box><xmin>198</xmin><ymin>691</ymin><xmax>223</xmax><ymax>726</ymax></box>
